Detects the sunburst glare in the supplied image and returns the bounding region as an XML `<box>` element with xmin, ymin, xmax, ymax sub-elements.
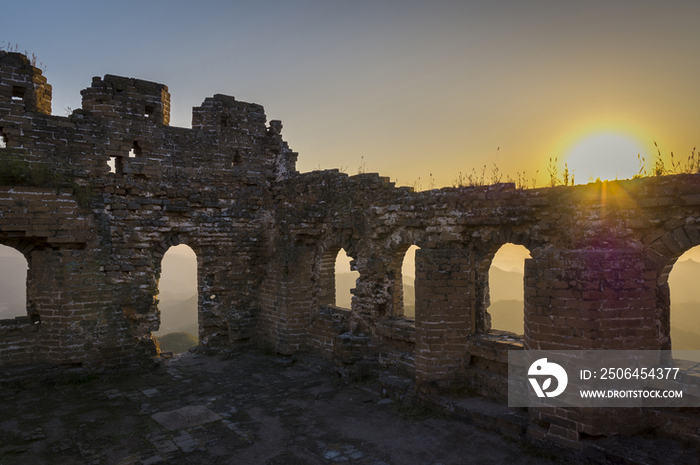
<box><xmin>564</xmin><ymin>133</ymin><xmax>649</xmax><ymax>183</ymax></box>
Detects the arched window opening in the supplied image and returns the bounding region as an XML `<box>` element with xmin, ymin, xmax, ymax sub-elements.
<box><xmin>154</xmin><ymin>244</ymin><xmax>198</xmax><ymax>354</ymax></box>
<box><xmin>669</xmin><ymin>245</ymin><xmax>700</xmax><ymax>350</ymax></box>
<box><xmin>335</xmin><ymin>249</ymin><xmax>358</xmax><ymax>309</ymax></box>
<box><xmin>0</xmin><ymin>244</ymin><xmax>28</xmax><ymax>319</ymax></box>
<box><xmin>401</xmin><ymin>245</ymin><xmax>419</xmax><ymax>319</ymax></box>
<box><xmin>488</xmin><ymin>243</ymin><xmax>531</xmax><ymax>336</ymax></box>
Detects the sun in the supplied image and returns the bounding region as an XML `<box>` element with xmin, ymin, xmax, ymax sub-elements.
<box><xmin>563</xmin><ymin>132</ymin><xmax>648</xmax><ymax>183</ymax></box>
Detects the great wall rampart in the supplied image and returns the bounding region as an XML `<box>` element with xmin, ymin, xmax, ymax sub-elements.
<box><xmin>2</xmin><ymin>51</ymin><xmax>700</xmax><ymax>453</ymax></box>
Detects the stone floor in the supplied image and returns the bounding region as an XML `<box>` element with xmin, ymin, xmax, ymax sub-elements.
<box><xmin>0</xmin><ymin>351</ymin><xmax>569</xmax><ymax>465</ymax></box>
<box><xmin>0</xmin><ymin>351</ymin><xmax>697</xmax><ymax>465</ymax></box>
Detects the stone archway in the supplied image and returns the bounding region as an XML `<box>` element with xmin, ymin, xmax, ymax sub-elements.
<box><xmin>0</xmin><ymin>243</ymin><xmax>28</xmax><ymax>319</ymax></box>
<box><xmin>154</xmin><ymin>244</ymin><xmax>199</xmax><ymax>354</ymax></box>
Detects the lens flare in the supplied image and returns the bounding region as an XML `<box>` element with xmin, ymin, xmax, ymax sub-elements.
<box><xmin>563</xmin><ymin>133</ymin><xmax>647</xmax><ymax>183</ymax></box>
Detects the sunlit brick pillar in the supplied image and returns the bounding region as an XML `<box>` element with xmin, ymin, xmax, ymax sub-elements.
<box><xmin>414</xmin><ymin>248</ymin><xmax>471</xmax><ymax>391</ymax></box>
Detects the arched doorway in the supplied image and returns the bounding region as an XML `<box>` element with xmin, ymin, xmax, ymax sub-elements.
<box><xmin>154</xmin><ymin>244</ymin><xmax>198</xmax><ymax>353</ymax></box>
<box><xmin>669</xmin><ymin>245</ymin><xmax>700</xmax><ymax>350</ymax></box>
<box><xmin>401</xmin><ymin>245</ymin><xmax>419</xmax><ymax>318</ymax></box>
<box><xmin>335</xmin><ymin>248</ymin><xmax>359</xmax><ymax>309</ymax></box>
<box><xmin>487</xmin><ymin>243</ymin><xmax>531</xmax><ymax>335</ymax></box>
<box><xmin>0</xmin><ymin>244</ymin><xmax>28</xmax><ymax>319</ymax></box>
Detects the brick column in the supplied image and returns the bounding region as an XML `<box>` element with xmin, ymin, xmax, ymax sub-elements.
<box><xmin>524</xmin><ymin>249</ymin><xmax>656</xmax><ymax>447</ymax></box>
<box><xmin>525</xmin><ymin>249</ymin><xmax>659</xmax><ymax>351</ymax></box>
<box><xmin>259</xmin><ymin>246</ymin><xmax>315</xmax><ymax>354</ymax></box>
<box><xmin>414</xmin><ymin>248</ymin><xmax>471</xmax><ymax>390</ymax></box>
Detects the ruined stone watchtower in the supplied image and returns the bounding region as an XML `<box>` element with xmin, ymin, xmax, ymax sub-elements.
<box><xmin>2</xmin><ymin>52</ymin><xmax>700</xmax><ymax>450</ymax></box>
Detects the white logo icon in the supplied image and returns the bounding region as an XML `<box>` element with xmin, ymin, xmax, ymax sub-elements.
<box><xmin>528</xmin><ymin>358</ymin><xmax>568</xmax><ymax>398</ymax></box>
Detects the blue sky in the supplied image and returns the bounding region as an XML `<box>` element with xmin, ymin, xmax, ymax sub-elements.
<box><xmin>4</xmin><ymin>0</ymin><xmax>700</xmax><ymax>187</ymax></box>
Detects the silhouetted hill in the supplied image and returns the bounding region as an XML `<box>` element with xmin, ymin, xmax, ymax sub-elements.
<box><xmin>487</xmin><ymin>267</ymin><xmax>526</xmax><ymax>335</ymax></box>
<box><xmin>671</xmin><ymin>301</ymin><xmax>700</xmax><ymax>328</ymax></box>
<box><xmin>157</xmin><ymin>332</ymin><xmax>198</xmax><ymax>354</ymax></box>
<box><xmin>671</xmin><ymin>325</ymin><xmax>700</xmax><ymax>351</ymax></box>
<box><xmin>489</xmin><ymin>267</ymin><xmax>526</xmax><ymax>301</ymax></box>
<box><xmin>155</xmin><ymin>293</ymin><xmax>198</xmax><ymax>336</ymax></box>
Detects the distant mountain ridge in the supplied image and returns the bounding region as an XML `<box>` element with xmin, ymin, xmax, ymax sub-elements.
<box><xmin>157</xmin><ymin>332</ymin><xmax>198</xmax><ymax>354</ymax></box>
<box><xmin>489</xmin><ymin>267</ymin><xmax>527</xmax><ymax>302</ymax></box>
<box><xmin>155</xmin><ymin>292</ymin><xmax>198</xmax><ymax>337</ymax></box>
<box><xmin>158</xmin><ymin>252</ymin><xmax>197</xmax><ymax>297</ymax></box>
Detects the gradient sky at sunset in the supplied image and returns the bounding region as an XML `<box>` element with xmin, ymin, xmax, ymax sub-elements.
<box><xmin>4</xmin><ymin>0</ymin><xmax>699</xmax><ymax>188</ymax></box>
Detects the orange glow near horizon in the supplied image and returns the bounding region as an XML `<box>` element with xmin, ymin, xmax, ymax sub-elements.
<box><xmin>562</xmin><ymin>132</ymin><xmax>648</xmax><ymax>183</ymax></box>
<box><xmin>543</xmin><ymin>118</ymin><xmax>655</xmax><ymax>185</ymax></box>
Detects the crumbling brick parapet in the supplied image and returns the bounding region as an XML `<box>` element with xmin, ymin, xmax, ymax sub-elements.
<box><xmin>2</xmin><ymin>53</ymin><xmax>700</xmax><ymax>448</ymax></box>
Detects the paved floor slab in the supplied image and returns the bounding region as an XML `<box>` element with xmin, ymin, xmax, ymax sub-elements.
<box><xmin>0</xmin><ymin>351</ymin><xmax>697</xmax><ymax>464</ymax></box>
<box><xmin>152</xmin><ymin>405</ymin><xmax>222</xmax><ymax>430</ymax></box>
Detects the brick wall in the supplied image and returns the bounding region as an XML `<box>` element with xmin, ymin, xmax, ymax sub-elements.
<box><xmin>414</xmin><ymin>248</ymin><xmax>471</xmax><ymax>390</ymax></box>
<box><xmin>2</xmin><ymin>52</ymin><xmax>700</xmax><ymax>448</ymax></box>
